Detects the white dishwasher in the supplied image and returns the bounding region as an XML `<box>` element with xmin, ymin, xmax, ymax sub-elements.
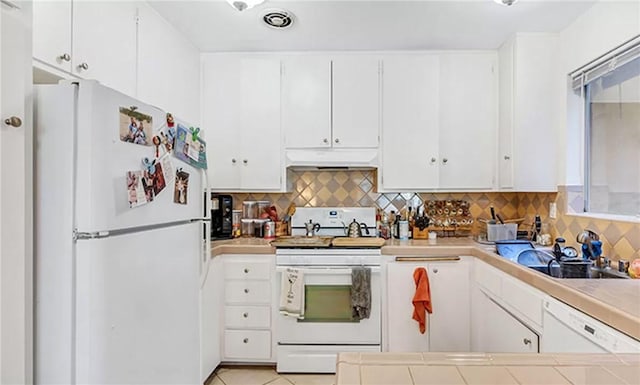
<box><xmin>541</xmin><ymin>297</ymin><xmax>640</xmax><ymax>353</ymax></box>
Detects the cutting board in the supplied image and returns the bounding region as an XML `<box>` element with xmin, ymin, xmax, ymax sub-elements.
<box><xmin>270</xmin><ymin>236</ymin><xmax>333</xmax><ymax>248</ymax></box>
<box><xmin>331</xmin><ymin>237</ymin><xmax>386</xmax><ymax>248</ymax></box>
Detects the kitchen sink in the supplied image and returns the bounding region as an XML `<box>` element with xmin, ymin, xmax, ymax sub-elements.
<box><xmin>527</xmin><ymin>265</ymin><xmax>630</xmax><ymax>279</ymax></box>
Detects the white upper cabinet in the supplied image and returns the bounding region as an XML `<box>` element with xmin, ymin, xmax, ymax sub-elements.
<box><xmin>72</xmin><ymin>1</ymin><xmax>137</xmax><ymax>97</ymax></box>
<box><xmin>281</xmin><ymin>56</ymin><xmax>332</xmax><ymax>148</ymax></box>
<box><xmin>33</xmin><ymin>0</ymin><xmax>137</xmax><ymax>97</ymax></box>
<box><xmin>332</xmin><ymin>56</ymin><xmax>380</xmax><ymax>148</ymax></box>
<box><xmin>381</xmin><ymin>55</ymin><xmax>440</xmax><ymax>190</ymax></box>
<box><xmin>33</xmin><ymin>0</ymin><xmax>72</xmax><ymax>73</ymax></box>
<box><xmin>379</xmin><ymin>52</ymin><xmax>497</xmax><ymax>191</ymax></box>
<box><xmin>282</xmin><ymin>55</ymin><xmax>380</xmax><ymax>149</ymax></box>
<box><xmin>136</xmin><ymin>3</ymin><xmax>201</xmax><ymax>124</ymax></box>
<box><xmin>498</xmin><ymin>34</ymin><xmax>558</xmax><ymax>192</ymax></box>
<box><xmin>202</xmin><ymin>56</ymin><xmax>283</xmax><ymax>191</ymax></box>
<box><xmin>438</xmin><ymin>52</ymin><xmax>497</xmax><ymax>190</ymax></box>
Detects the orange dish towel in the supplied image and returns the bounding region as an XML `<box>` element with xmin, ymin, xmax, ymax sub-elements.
<box><xmin>412</xmin><ymin>267</ymin><xmax>433</xmax><ymax>334</ymax></box>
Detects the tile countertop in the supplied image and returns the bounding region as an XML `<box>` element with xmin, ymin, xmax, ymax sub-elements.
<box><xmin>335</xmin><ymin>352</ymin><xmax>640</xmax><ymax>385</ymax></box>
<box><xmin>210</xmin><ymin>237</ymin><xmax>640</xmax><ymax>340</ymax></box>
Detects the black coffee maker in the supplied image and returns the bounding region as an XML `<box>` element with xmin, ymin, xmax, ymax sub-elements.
<box><xmin>210</xmin><ymin>194</ymin><xmax>233</xmax><ymax>239</ymax></box>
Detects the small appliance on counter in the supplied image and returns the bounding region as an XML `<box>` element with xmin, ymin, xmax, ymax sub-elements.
<box><xmin>210</xmin><ymin>194</ymin><xmax>233</xmax><ymax>239</ymax></box>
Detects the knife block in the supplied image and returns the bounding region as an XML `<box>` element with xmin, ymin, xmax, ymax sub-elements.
<box><xmin>413</xmin><ymin>227</ymin><xmax>429</xmax><ymax>239</ymax></box>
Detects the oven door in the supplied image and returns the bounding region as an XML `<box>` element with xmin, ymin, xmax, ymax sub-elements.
<box><xmin>276</xmin><ymin>266</ymin><xmax>381</xmax><ymax>345</ymax></box>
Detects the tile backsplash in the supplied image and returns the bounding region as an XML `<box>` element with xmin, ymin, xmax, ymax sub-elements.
<box><xmin>224</xmin><ymin>169</ymin><xmax>554</xmax><ymax>230</ymax></box>
<box><xmin>223</xmin><ymin>170</ymin><xmax>640</xmax><ymax>259</ymax></box>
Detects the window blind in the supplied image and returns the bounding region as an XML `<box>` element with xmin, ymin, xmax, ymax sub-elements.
<box><xmin>571</xmin><ymin>34</ymin><xmax>640</xmax><ymax>90</ymax></box>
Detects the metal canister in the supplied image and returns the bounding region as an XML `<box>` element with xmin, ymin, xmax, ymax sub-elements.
<box><xmin>263</xmin><ymin>220</ymin><xmax>276</xmax><ymax>239</ymax></box>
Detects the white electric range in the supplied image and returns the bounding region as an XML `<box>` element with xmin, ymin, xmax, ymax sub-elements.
<box><xmin>274</xmin><ymin>207</ymin><xmax>382</xmax><ymax>373</ymax></box>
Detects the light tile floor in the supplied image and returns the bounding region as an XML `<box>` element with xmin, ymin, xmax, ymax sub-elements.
<box><xmin>206</xmin><ymin>367</ymin><xmax>335</xmax><ymax>385</ymax></box>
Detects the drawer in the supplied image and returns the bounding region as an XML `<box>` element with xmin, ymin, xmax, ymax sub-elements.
<box><xmin>224</xmin><ymin>330</ymin><xmax>271</xmax><ymax>360</ymax></box>
<box><xmin>225</xmin><ymin>281</ymin><xmax>271</xmax><ymax>304</ymax></box>
<box><xmin>225</xmin><ymin>305</ymin><xmax>271</xmax><ymax>329</ymax></box>
<box><xmin>224</xmin><ymin>260</ymin><xmax>271</xmax><ymax>280</ymax></box>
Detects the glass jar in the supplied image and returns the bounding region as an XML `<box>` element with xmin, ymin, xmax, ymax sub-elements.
<box><xmin>232</xmin><ymin>210</ymin><xmax>242</xmax><ymax>237</ymax></box>
<box><xmin>242</xmin><ymin>201</ymin><xmax>258</xmax><ymax>219</ymax></box>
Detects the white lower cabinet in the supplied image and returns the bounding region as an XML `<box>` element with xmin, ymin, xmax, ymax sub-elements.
<box><xmin>222</xmin><ymin>255</ymin><xmax>276</xmax><ymax>363</ymax></box>
<box><xmin>385</xmin><ymin>257</ymin><xmax>470</xmax><ymax>352</ymax></box>
<box><xmin>471</xmin><ymin>259</ymin><xmax>544</xmax><ymax>353</ymax></box>
<box><xmin>472</xmin><ymin>287</ymin><xmax>539</xmax><ymax>353</ymax></box>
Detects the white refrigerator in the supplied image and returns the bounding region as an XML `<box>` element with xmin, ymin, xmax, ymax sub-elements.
<box><xmin>34</xmin><ymin>81</ymin><xmax>209</xmax><ymax>384</ymax></box>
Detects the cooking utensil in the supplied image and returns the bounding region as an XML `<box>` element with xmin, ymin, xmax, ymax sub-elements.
<box><xmin>489</xmin><ymin>206</ymin><xmax>497</xmax><ymax>225</ymax></box>
<box><xmin>304</xmin><ymin>220</ymin><xmax>321</xmax><ymax>237</ymax></box>
<box><xmin>282</xmin><ymin>202</ymin><xmax>296</xmax><ymax>223</ymax></box>
<box><xmin>496</xmin><ymin>214</ymin><xmax>505</xmax><ymax>224</ymax></box>
<box><xmin>344</xmin><ymin>219</ymin><xmax>370</xmax><ymax>238</ymax></box>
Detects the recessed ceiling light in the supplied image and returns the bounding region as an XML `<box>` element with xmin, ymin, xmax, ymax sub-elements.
<box><xmin>494</xmin><ymin>0</ymin><xmax>518</xmax><ymax>6</ymax></box>
<box><xmin>226</xmin><ymin>0</ymin><xmax>266</xmax><ymax>12</ymax></box>
<box><xmin>262</xmin><ymin>9</ymin><xmax>294</xmax><ymax>29</ymax></box>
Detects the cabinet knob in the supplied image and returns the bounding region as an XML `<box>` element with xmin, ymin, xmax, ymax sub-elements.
<box><xmin>78</xmin><ymin>62</ymin><xmax>89</xmax><ymax>71</ymax></box>
<box><xmin>323</xmin><ymin>138</ymin><xmax>329</xmax><ymax>144</ymax></box>
<box><xmin>243</xmin><ymin>312</ymin><xmax>248</xmax><ymax>318</ymax></box>
<box><xmin>231</xmin><ymin>158</ymin><xmax>237</xmax><ymax>164</ymax></box>
<box><xmin>442</xmin><ymin>158</ymin><xmax>448</xmax><ymax>164</ymax></box>
<box><xmin>243</xmin><ymin>268</ymin><xmax>249</xmax><ymax>273</ymax></box>
<box><xmin>244</xmin><ymin>288</ymin><xmax>249</xmax><ymax>294</ymax></box>
<box><xmin>523</xmin><ymin>338</ymin><xmax>532</xmax><ymax>345</ymax></box>
<box><xmin>334</xmin><ymin>138</ymin><xmax>340</xmax><ymax>144</ymax></box>
<box><xmin>3</xmin><ymin>116</ymin><xmax>22</xmax><ymax>128</ymax></box>
<box><xmin>504</xmin><ymin>155</ymin><xmax>511</xmax><ymax>160</ymax></box>
<box><xmin>243</xmin><ymin>159</ymin><xmax>248</xmax><ymax>165</ymax></box>
<box><xmin>243</xmin><ymin>338</ymin><xmax>249</xmax><ymax>344</ymax></box>
<box><xmin>432</xmin><ymin>268</ymin><xmax>438</xmax><ymax>274</ymax></box>
<box><xmin>58</xmin><ymin>53</ymin><xmax>71</xmax><ymax>62</ymax></box>
<box><xmin>430</xmin><ymin>157</ymin><xmax>436</xmax><ymax>164</ymax></box>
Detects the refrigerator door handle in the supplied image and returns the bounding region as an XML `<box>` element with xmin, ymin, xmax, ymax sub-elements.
<box><xmin>73</xmin><ymin>229</ymin><xmax>110</xmax><ymax>241</ymax></box>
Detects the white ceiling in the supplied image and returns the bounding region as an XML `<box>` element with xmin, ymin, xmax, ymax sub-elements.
<box><xmin>149</xmin><ymin>0</ymin><xmax>597</xmax><ymax>52</ymax></box>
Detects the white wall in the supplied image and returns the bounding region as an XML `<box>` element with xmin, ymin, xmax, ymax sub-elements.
<box><xmin>556</xmin><ymin>0</ymin><xmax>640</xmax><ymax>186</ymax></box>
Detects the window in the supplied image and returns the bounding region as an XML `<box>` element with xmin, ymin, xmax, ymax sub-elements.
<box><xmin>573</xmin><ymin>37</ymin><xmax>640</xmax><ymax>217</ymax></box>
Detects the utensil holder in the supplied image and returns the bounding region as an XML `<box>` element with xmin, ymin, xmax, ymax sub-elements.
<box><xmin>487</xmin><ymin>223</ymin><xmax>517</xmax><ymax>242</ymax></box>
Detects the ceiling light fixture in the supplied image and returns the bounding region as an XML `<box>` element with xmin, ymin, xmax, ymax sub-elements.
<box><xmin>494</xmin><ymin>0</ymin><xmax>518</xmax><ymax>6</ymax></box>
<box><xmin>226</xmin><ymin>0</ymin><xmax>266</xmax><ymax>12</ymax></box>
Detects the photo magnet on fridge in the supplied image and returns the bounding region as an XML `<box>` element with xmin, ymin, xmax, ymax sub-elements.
<box><xmin>174</xmin><ymin>124</ymin><xmax>208</xmax><ymax>169</ymax></box>
<box><xmin>174</xmin><ymin>169</ymin><xmax>189</xmax><ymax>205</ymax></box>
<box><xmin>126</xmin><ymin>170</ymin><xmax>148</xmax><ymax>208</ymax></box>
<box><xmin>119</xmin><ymin>107</ymin><xmax>153</xmax><ymax>146</ymax></box>
<box><xmin>159</xmin><ymin>153</ymin><xmax>175</xmax><ymax>184</ymax></box>
<box><xmin>151</xmin><ymin>160</ymin><xmax>166</xmax><ymax>195</ymax></box>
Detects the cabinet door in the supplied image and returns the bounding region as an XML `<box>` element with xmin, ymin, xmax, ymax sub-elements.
<box><xmin>282</xmin><ymin>57</ymin><xmax>332</xmax><ymax>148</ymax></box>
<box><xmin>33</xmin><ymin>0</ymin><xmax>72</xmax><ymax>73</ymax></box>
<box><xmin>381</xmin><ymin>55</ymin><xmax>440</xmax><ymax>190</ymax></box>
<box><xmin>439</xmin><ymin>53</ymin><xmax>497</xmax><ymax>189</ymax></box>
<box><xmin>72</xmin><ymin>1</ymin><xmax>137</xmax><ymax>97</ymax></box>
<box><xmin>332</xmin><ymin>56</ymin><xmax>380</xmax><ymax>148</ymax></box>
<box><xmin>428</xmin><ymin>261</ymin><xmax>470</xmax><ymax>352</ymax></box>
<box><xmin>386</xmin><ymin>262</ymin><xmax>429</xmax><ymax>352</ymax></box>
<box><xmin>136</xmin><ymin>3</ymin><xmax>201</xmax><ymax>124</ymax></box>
<box><xmin>239</xmin><ymin>58</ymin><xmax>282</xmax><ymax>190</ymax></box>
<box><xmin>498</xmin><ymin>39</ymin><xmax>515</xmax><ymax>189</ymax></box>
<box><xmin>513</xmin><ymin>35</ymin><xmax>558</xmax><ymax>191</ymax></box>
<box><xmin>473</xmin><ymin>288</ymin><xmax>539</xmax><ymax>353</ymax></box>
<box><xmin>202</xmin><ymin>56</ymin><xmax>242</xmax><ymax>189</ymax></box>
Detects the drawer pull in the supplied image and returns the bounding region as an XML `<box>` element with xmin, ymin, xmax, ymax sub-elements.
<box><xmin>432</xmin><ymin>268</ymin><xmax>438</xmax><ymax>274</ymax></box>
<box><xmin>395</xmin><ymin>256</ymin><xmax>460</xmax><ymax>262</ymax></box>
<box><xmin>243</xmin><ymin>338</ymin><xmax>249</xmax><ymax>344</ymax></box>
<box><xmin>244</xmin><ymin>268</ymin><xmax>249</xmax><ymax>273</ymax></box>
<box><xmin>523</xmin><ymin>338</ymin><xmax>532</xmax><ymax>345</ymax></box>
<box><xmin>244</xmin><ymin>288</ymin><xmax>249</xmax><ymax>294</ymax></box>
<box><xmin>243</xmin><ymin>312</ymin><xmax>248</xmax><ymax>318</ymax></box>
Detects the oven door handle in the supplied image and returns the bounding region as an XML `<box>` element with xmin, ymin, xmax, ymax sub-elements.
<box><xmin>276</xmin><ymin>266</ymin><xmax>380</xmax><ymax>275</ymax></box>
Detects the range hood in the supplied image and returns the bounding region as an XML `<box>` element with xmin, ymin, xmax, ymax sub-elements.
<box><xmin>285</xmin><ymin>149</ymin><xmax>379</xmax><ymax>169</ymax></box>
